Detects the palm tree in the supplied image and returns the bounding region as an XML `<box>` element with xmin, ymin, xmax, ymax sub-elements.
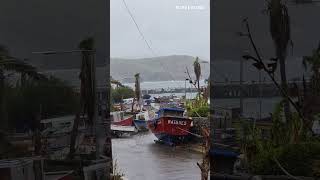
<box><xmin>69</xmin><ymin>37</ymin><xmax>96</xmax><ymax>159</ymax></box>
<box><xmin>193</xmin><ymin>57</ymin><xmax>201</xmax><ymax>94</ymax></box>
<box><xmin>268</xmin><ymin>0</ymin><xmax>292</xmax><ymax>122</ymax></box>
<box><xmin>111</xmin><ymin>76</ymin><xmax>124</xmax><ymax>88</ymax></box>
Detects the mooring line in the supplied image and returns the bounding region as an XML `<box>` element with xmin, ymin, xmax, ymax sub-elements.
<box><xmin>176</xmin><ymin>127</ymin><xmax>203</xmax><ymax>138</ymax></box>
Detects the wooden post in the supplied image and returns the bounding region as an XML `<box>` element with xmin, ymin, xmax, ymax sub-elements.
<box><xmin>197</xmin><ymin>128</ymin><xmax>210</xmax><ymax>180</ymax></box>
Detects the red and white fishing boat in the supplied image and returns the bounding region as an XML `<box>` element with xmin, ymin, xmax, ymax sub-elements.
<box><xmin>109</xmin><ymin>111</ymin><xmax>137</xmax><ymax>137</ymax></box>
<box><xmin>111</xmin><ymin>111</ymin><xmax>134</xmax><ymax>126</ymax></box>
<box><xmin>147</xmin><ymin>107</ymin><xmax>193</xmax><ymax>146</ymax></box>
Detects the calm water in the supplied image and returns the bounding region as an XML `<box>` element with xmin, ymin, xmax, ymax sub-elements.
<box><xmin>112</xmin><ymin>132</ymin><xmax>202</xmax><ymax>180</ymax></box>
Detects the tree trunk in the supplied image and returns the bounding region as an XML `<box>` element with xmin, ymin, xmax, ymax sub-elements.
<box><xmin>279</xmin><ymin>56</ymin><xmax>291</xmax><ymax>122</ymax></box>
<box><xmin>198</xmin><ymin>79</ymin><xmax>201</xmax><ymax>97</ymax></box>
<box><xmin>198</xmin><ymin>128</ymin><xmax>210</xmax><ymax>180</ymax></box>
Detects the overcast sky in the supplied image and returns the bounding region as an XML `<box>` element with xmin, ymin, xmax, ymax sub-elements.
<box><xmin>111</xmin><ymin>0</ymin><xmax>210</xmax><ymax>60</ymax></box>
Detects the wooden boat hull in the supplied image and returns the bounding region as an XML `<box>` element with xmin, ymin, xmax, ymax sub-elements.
<box><xmin>112</xmin><ymin>116</ymin><xmax>134</xmax><ymax>126</ymax></box>
<box><xmin>147</xmin><ymin>116</ymin><xmax>192</xmax><ymax>145</ymax></box>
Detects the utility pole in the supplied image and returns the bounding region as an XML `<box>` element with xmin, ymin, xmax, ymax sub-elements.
<box><xmin>240</xmin><ymin>56</ymin><xmax>244</xmax><ymax>117</ymax></box>
<box><xmin>90</xmin><ymin>50</ymin><xmax>100</xmax><ymax>160</ymax></box>
<box><xmin>185</xmin><ymin>79</ymin><xmax>187</xmax><ymax>100</ymax></box>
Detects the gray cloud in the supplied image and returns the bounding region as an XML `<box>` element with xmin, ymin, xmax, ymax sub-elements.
<box><xmin>111</xmin><ymin>0</ymin><xmax>210</xmax><ymax>60</ymax></box>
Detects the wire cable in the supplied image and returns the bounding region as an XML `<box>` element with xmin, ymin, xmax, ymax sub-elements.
<box><xmin>121</xmin><ymin>0</ymin><xmax>176</xmax><ymax>82</ymax></box>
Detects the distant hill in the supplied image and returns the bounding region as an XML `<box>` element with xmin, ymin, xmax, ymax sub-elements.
<box><xmin>42</xmin><ymin>55</ymin><xmax>210</xmax><ymax>87</ymax></box>
<box><xmin>110</xmin><ymin>55</ymin><xmax>210</xmax><ymax>83</ymax></box>
<box><xmin>41</xmin><ymin>54</ymin><xmax>311</xmax><ymax>89</ymax></box>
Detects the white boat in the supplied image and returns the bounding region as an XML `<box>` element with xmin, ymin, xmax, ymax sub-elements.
<box><xmin>40</xmin><ymin>115</ymin><xmax>86</xmax><ymax>136</ymax></box>
<box><xmin>111</xmin><ymin>124</ymin><xmax>137</xmax><ymax>137</ymax></box>
<box><xmin>111</xmin><ymin>125</ymin><xmax>137</xmax><ymax>132</ymax></box>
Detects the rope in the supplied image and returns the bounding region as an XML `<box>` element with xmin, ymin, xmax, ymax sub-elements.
<box><xmin>176</xmin><ymin>127</ymin><xmax>203</xmax><ymax>138</ymax></box>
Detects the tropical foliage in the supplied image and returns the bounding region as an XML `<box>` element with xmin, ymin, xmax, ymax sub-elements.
<box><xmin>240</xmin><ymin>102</ymin><xmax>320</xmax><ymax>177</ymax></box>
<box><xmin>111</xmin><ymin>86</ymin><xmax>134</xmax><ymax>103</ymax></box>
<box><xmin>185</xmin><ymin>57</ymin><xmax>209</xmax><ymax>117</ymax></box>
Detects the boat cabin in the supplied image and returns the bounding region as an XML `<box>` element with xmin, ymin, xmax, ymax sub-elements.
<box><xmin>156</xmin><ymin>108</ymin><xmax>185</xmax><ymax>118</ymax></box>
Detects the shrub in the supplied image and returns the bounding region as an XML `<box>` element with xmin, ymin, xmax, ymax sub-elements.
<box><xmin>188</xmin><ymin>106</ymin><xmax>209</xmax><ymax>117</ymax></box>
<box><xmin>249</xmin><ymin>142</ymin><xmax>320</xmax><ymax>177</ymax></box>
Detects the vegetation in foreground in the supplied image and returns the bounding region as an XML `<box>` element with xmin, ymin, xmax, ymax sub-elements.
<box><xmin>237</xmin><ymin>0</ymin><xmax>320</xmax><ymax>175</ymax></box>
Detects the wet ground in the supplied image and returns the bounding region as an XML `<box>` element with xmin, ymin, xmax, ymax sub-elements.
<box><xmin>112</xmin><ymin>132</ymin><xmax>202</xmax><ymax>180</ymax></box>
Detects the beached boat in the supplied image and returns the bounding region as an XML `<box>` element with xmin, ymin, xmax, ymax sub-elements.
<box><xmin>110</xmin><ymin>125</ymin><xmax>137</xmax><ymax>137</ymax></box>
<box><xmin>133</xmin><ymin>112</ymin><xmax>148</xmax><ymax>131</ymax></box>
<box><xmin>109</xmin><ymin>111</ymin><xmax>136</xmax><ymax>137</ymax></box>
<box><xmin>111</xmin><ymin>111</ymin><xmax>134</xmax><ymax>126</ymax></box>
<box><xmin>147</xmin><ymin>107</ymin><xmax>192</xmax><ymax>146</ymax></box>
<box><xmin>133</xmin><ymin>110</ymin><xmax>155</xmax><ymax>131</ymax></box>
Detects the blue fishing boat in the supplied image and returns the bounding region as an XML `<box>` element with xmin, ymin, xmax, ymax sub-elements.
<box><xmin>133</xmin><ymin>111</ymin><xmax>154</xmax><ymax>131</ymax></box>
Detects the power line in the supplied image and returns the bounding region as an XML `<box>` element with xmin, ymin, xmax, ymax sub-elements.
<box><xmin>121</xmin><ymin>0</ymin><xmax>156</xmax><ymax>56</ymax></box>
<box><xmin>121</xmin><ymin>0</ymin><xmax>176</xmax><ymax>82</ymax></box>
